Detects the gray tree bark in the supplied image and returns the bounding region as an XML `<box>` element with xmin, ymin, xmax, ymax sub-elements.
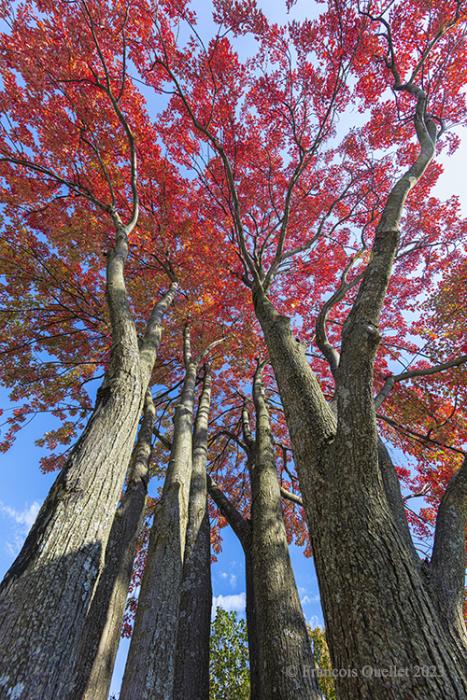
<box><xmin>69</xmin><ymin>390</ymin><xmax>156</xmax><ymax>700</ymax></box>
<box><xmin>250</xmin><ymin>365</ymin><xmax>323</xmax><ymax>699</ymax></box>
<box><xmin>251</xmin><ymin>82</ymin><xmax>467</xmax><ymax>699</ymax></box>
<box><xmin>430</xmin><ymin>456</ymin><xmax>467</xmax><ymax>651</ymax></box>
<box><xmin>173</xmin><ymin>369</ymin><xmax>213</xmax><ymax>699</ymax></box>
<box><xmin>120</xmin><ymin>330</ymin><xmax>222</xmax><ymax>700</ymax></box>
<box><xmin>208</xmin><ymin>383</ymin><xmax>323</xmax><ymax>700</ymax></box>
<box><xmin>0</xmin><ymin>218</ymin><xmax>177</xmax><ymax>700</ymax></box>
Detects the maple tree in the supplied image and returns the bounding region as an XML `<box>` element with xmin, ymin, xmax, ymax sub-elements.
<box><xmin>0</xmin><ymin>1</ymin><xmax>181</xmax><ymax>695</ymax></box>
<box><xmin>126</xmin><ymin>0</ymin><xmax>467</xmax><ymax>697</ymax></box>
<box><xmin>0</xmin><ymin>1</ymin><xmax>465</xmax><ymax>699</ymax></box>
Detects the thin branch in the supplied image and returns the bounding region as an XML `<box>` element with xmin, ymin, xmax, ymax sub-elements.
<box><xmin>375</xmin><ymin>354</ymin><xmax>467</xmax><ymax>408</ymax></box>
<box><xmin>280</xmin><ymin>487</ymin><xmax>303</xmax><ymax>507</ymax></box>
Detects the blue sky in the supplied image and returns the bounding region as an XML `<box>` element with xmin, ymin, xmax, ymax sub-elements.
<box><xmin>0</xmin><ymin>0</ymin><xmax>466</xmax><ymax>697</ymax></box>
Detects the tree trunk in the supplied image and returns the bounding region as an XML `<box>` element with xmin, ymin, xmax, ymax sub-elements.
<box><xmin>0</xmin><ymin>262</ymin><xmax>176</xmax><ymax>700</ymax></box>
<box><xmin>69</xmin><ymin>390</ymin><xmax>156</xmax><ymax>700</ymax></box>
<box><xmin>377</xmin><ymin>438</ymin><xmax>417</xmax><ymax>560</ymax></box>
<box><xmin>120</xmin><ymin>328</ymin><xmax>203</xmax><ymax>700</ymax></box>
<box><xmin>430</xmin><ymin>456</ymin><xmax>467</xmax><ymax>652</ymax></box>
<box><xmin>173</xmin><ymin>370</ymin><xmax>213</xmax><ymax>699</ymax></box>
<box><xmin>245</xmin><ymin>547</ymin><xmax>261</xmax><ymax>699</ymax></box>
<box><xmin>253</xmin><ymin>281</ymin><xmax>467</xmax><ymax>700</ymax></box>
<box><xmin>0</xmin><ymin>353</ymin><xmax>144</xmax><ymax>700</ymax></box>
<box><xmin>251</xmin><ymin>366</ymin><xmax>322</xmax><ymax>699</ymax></box>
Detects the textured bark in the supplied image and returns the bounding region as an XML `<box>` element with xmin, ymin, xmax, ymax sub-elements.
<box><xmin>0</xmin><ymin>273</ymin><xmax>176</xmax><ymax>700</ymax></box>
<box><xmin>244</xmin><ymin>547</ymin><xmax>260</xmax><ymax>699</ymax></box>
<box><xmin>377</xmin><ymin>438</ymin><xmax>417</xmax><ymax>560</ymax></box>
<box><xmin>251</xmin><ymin>366</ymin><xmax>322</xmax><ymax>699</ymax></box>
<box><xmin>254</xmin><ymin>288</ymin><xmax>467</xmax><ymax>699</ymax></box>
<box><xmin>120</xmin><ymin>362</ymin><xmax>197</xmax><ymax>699</ymax></box>
<box><xmin>430</xmin><ymin>456</ymin><xmax>467</xmax><ymax>649</ymax></box>
<box><xmin>120</xmin><ymin>331</ymin><xmax>222</xmax><ymax>700</ymax></box>
<box><xmin>0</xmin><ymin>368</ymin><xmax>142</xmax><ymax>700</ymax></box>
<box><xmin>251</xmin><ymin>89</ymin><xmax>467</xmax><ymax>697</ymax></box>
<box><xmin>70</xmin><ymin>390</ymin><xmax>156</xmax><ymax>700</ymax></box>
<box><xmin>174</xmin><ymin>370</ymin><xmax>213</xmax><ymax>700</ymax></box>
<box><xmin>207</xmin><ymin>477</ymin><xmax>260</xmax><ymax>698</ymax></box>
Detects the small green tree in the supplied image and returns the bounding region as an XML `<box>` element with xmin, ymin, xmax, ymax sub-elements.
<box><xmin>210</xmin><ymin>608</ymin><xmax>250</xmax><ymax>699</ymax></box>
<box><xmin>309</xmin><ymin>626</ymin><xmax>336</xmax><ymax>700</ymax></box>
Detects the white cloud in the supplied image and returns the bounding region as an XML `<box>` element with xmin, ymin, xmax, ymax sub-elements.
<box><xmin>0</xmin><ymin>501</ymin><xmax>40</xmax><ymax>529</ymax></box>
<box><xmin>219</xmin><ymin>571</ymin><xmax>238</xmax><ymax>589</ymax></box>
<box><xmin>0</xmin><ymin>501</ymin><xmax>40</xmax><ymax>555</ymax></box>
<box><xmin>301</xmin><ymin>593</ymin><xmax>320</xmax><ymax>606</ymax></box>
<box><xmin>5</xmin><ymin>533</ymin><xmax>26</xmax><ymax>558</ymax></box>
<box><xmin>212</xmin><ymin>592</ymin><xmax>246</xmax><ymax>614</ymax></box>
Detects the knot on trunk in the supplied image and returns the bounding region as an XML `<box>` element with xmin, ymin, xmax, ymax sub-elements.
<box><xmin>364</xmin><ymin>320</ymin><xmax>381</xmax><ymax>345</ymax></box>
<box><xmin>95</xmin><ymin>384</ymin><xmax>112</xmax><ymax>409</ymax></box>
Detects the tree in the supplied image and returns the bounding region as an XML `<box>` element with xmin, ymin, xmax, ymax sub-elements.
<box><xmin>0</xmin><ymin>2</ymin><xmax>178</xmax><ymax>695</ymax></box>
<box><xmin>0</xmin><ymin>1</ymin><xmax>465</xmax><ymax>698</ymax></box>
<box><xmin>70</xmin><ymin>390</ymin><xmax>156</xmax><ymax>700</ymax></box>
<box><xmin>309</xmin><ymin>627</ymin><xmax>336</xmax><ymax>700</ymax></box>
<box><xmin>130</xmin><ymin>1</ymin><xmax>467</xmax><ymax>696</ymax></box>
<box><xmin>174</xmin><ymin>367</ymin><xmax>214</xmax><ymax>700</ymax></box>
<box><xmin>209</xmin><ymin>608</ymin><xmax>250</xmax><ymax>700</ymax></box>
<box><xmin>249</xmin><ymin>363</ymin><xmax>321</xmax><ymax>698</ymax></box>
<box><xmin>209</xmin><ymin>365</ymin><xmax>322</xmax><ymax>698</ymax></box>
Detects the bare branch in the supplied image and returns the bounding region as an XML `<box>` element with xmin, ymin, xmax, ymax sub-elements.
<box><xmin>153</xmin><ymin>425</ymin><xmax>172</xmax><ymax>451</ymax></box>
<box><xmin>280</xmin><ymin>487</ymin><xmax>303</xmax><ymax>507</ymax></box>
<box><xmin>377</xmin><ymin>413</ymin><xmax>466</xmax><ymax>456</ymax></box>
<box><xmin>375</xmin><ymin>354</ymin><xmax>467</xmax><ymax>408</ymax></box>
<box><xmin>315</xmin><ymin>255</ymin><xmax>364</xmax><ymax>375</ymax></box>
<box><xmin>207</xmin><ymin>475</ymin><xmax>251</xmax><ymax>549</ymax></box>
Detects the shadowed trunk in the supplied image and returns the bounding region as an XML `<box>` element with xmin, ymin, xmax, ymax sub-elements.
<box><xmin>174</xmin><ymin>369</ymin><xmax>213</xmax><ymax>699</ymax></box>
<box><xmin>251</xmin><ymin>365</ymin><xmax>323</xmax><ymax>699</ymax></box>
<box><xmin>0</xmin><ymin>269</ymin><xmax>176</xmax><ymax>700</ymax></box>
<box><xmin>70</xmin><ymin>390</ymin><xmax>156</xmax><ymax>700</ymax></box>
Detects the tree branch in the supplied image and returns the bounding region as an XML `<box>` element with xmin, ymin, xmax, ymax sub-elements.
<box><xmin>280</xmin><ymin>487</ymin><xmax>303</xmax><ymax>507</ymax></box>
<box><xmin>375</xmin><ymin>354</ymin><xmax>467</xmax><ymax>408</ymax></box>
<box><xmin>139</xmin><ymin>283</ymin><xmax>178</xmax><ymax>380</ymax></box>
<box><xmin>315</xmin><ymin>255</ymin><xmax>364</xmax><ymax>376</ymax></box>
<box><xmin>207</xmin><ymin>475</ymin><xmax>251</xmax><ymax>550</ymax></box>
<box><xmin>153</xmin><ymin>425</ymin><xmax>172</xmax><ymax>451</ymax></box>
